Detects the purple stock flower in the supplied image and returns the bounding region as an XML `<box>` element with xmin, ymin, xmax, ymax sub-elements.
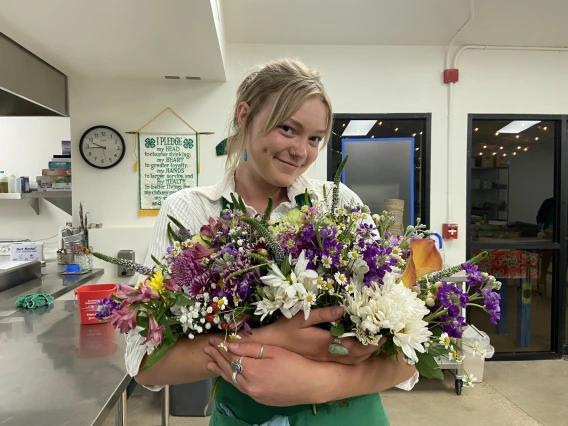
<box><xmin>95</xmin><ymin>297</ymin><xmax>120</xmax><ymax>320</ymax></box>
<box><xmin>482</xmin><ymin>288</ymin><xmax>501</xmax><ymax>324</ymax></box>
<box><xmin>438</xmin><ymin>315</ymin><xmax>467</xmax><ymax>338</ymax></box>
<box><xmin>438</xmin><ymin>282</ymin><xmax>469</xmax><ymax>317</ymax></box>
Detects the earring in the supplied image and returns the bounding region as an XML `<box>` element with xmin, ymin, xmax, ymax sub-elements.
<box><xmin>243</xmin><ymin>149</ymin><xmax>248</xmax><ymax>162</ymax></box>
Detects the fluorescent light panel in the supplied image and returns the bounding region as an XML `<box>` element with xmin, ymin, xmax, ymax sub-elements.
<box><xmin>342</xmin><ymin>120</ymin><xmax>377</xmax><ymax>136</ymax></box>
<box><xmin>497</xmin><ymin>120</ymin><xmax>541</xmax><ymax>134</ymax></box>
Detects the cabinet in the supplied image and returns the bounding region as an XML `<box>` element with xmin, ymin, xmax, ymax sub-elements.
<box><xmin>470</xmin><ymin>167</ymin><xmax>509</xmax><ymax>223</ymax></box>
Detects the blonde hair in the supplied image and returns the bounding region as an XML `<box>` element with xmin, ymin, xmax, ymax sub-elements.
<box><xmin>225</xmin><ymin>58</ymin><xmax>333</xmax><ymax>172</ymax></box>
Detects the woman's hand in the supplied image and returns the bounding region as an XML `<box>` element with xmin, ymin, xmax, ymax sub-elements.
<box><xmin>204</xmin><ymin>338</ymin><xmax>339</xmax><ymax>406</ymax></box>
<box><xmin>252</xmin><ymin>306</ymin><xmax>384</xmax><ymax>365</ymax></box>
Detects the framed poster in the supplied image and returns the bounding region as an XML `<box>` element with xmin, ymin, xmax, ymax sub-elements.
<box><xmin>138</xmin><ymin>133</ymin><xmax>198</xmax><ymax>215</ymax></box>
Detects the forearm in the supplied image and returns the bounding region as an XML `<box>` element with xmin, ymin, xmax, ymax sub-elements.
<box><xmin>135</xmin><ymin>333</ymin><xmax>220</xmax><ymax>386</ymax></box>
<box><xmin>324</xmin><ymin>354</ymin><xmax>417</xmax><ymax>401</ymax></box>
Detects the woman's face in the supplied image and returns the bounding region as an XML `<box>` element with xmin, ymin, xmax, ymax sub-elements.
<box><xmin>240</xmin><ymin>94</ymin><xmax>328</xmax><ymax>188</ymax></box>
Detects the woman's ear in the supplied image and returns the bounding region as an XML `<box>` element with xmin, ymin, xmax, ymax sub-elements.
<box><xmin>236</xmin><ymin>102</ymin><xmax>250</xmax><ymax>128</ymax></box>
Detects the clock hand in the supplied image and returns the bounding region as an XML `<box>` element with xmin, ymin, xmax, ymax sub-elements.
<box><xmin>91</xmin><ymin>142</ymin><xmax>106</xmax><ymax>149</ymax></box>
<box><xmin>86</xmin><ymin>146</ymin><xmax>105</xmax><ymax>149</ymax></box>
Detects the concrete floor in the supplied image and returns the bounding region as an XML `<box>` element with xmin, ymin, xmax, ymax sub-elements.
<box><xmin>103</xmin><ymin>359</ymin><xmax>568</xmax><ymax>426</ymax></box>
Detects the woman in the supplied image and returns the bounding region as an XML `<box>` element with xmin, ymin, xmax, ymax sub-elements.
<box><xmin>127</xmin><ymin>58</ymin><xmax>418</xmax><ymax>425</ymax></box>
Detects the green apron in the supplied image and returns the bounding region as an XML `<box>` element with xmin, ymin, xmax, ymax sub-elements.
<box><xmin>211</xmin><ymin>193</ymin><xmax>390</xmax><ymax>425</ymax></box>
<box><xmin>209</xmin><ymin>379</ymin><xmax>390</xmax><ymax>426</ymax></box>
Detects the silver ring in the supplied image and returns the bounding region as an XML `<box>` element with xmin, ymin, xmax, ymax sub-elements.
<box><xmin>232</xmin><ymin>371</ymin><xmax>239</xmax><ymax>384</ymax></box>
<box><xmin>231</xmin><ymin>356</ymin><xmax>244</xmax><ymax>374</ymax></box>
<box><xmin>257</xmin><ymin>345</ymin><xmax>264</xmax><ymax>360</ymax></box>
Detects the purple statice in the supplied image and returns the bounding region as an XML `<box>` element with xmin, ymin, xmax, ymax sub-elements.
<box><xmin>95</xmin><ymin>297</ymin><xmax>120</xmax><ymax>320</ymax></box>
<box><xmin>437</xmin><ymin>282</ymin><xmax>469</xmax><ymax>317</ymax></box>
<box><xmin>482</xmin><ymin>288</ymin><xmax>501</xmax><ymax>324</ymax></box>
<box><xmin>438</xmin><ymin>314</ymin><xmax>467</xmax><ymax>338</ymax></box>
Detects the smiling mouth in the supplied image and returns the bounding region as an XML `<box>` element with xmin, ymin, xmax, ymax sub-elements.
<box><xmin>276</xmin><ymin>157</ymin><xmax>299</xmax><ymax>169</ymax></box>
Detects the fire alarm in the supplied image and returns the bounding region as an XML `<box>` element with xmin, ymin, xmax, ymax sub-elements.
<box><xmin>443</xmin><ymin>69</ymin><xmax>459</xmax><ymax>84</ymax></box>
<box><xmin>442</xmin><ymin>223</ymin><xmax>459</xmax><ymax>240</ymax></box>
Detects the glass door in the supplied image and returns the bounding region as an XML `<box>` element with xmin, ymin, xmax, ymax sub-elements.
<box><xmin>467</xmin><ymin>115</ymin><xmax>566</xmax><ymax>360</ymax></box>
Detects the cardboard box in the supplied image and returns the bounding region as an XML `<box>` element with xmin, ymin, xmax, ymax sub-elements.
<box><xmin>42</xmin><ymin>168</ymin><xmax>72</xmax><ymax>176</ymax></box>
<box><xmin>11</xmin><ymin>242</ymin><xmax>44</xmax><ymax>261</ymax></box>
<box><xmin>36</xmin><ymin>176</ymin><xmax>71</xmax><ymax>184</ymax></box>
<box><xmin>481</xmin><ymin>155</ymin><xmax>495</xmax><ymax>168</ymax></box>
<box><xmin>496</xmin><ymin>155</ymin><xmax>508</xmax><ymax>168</ymax></box>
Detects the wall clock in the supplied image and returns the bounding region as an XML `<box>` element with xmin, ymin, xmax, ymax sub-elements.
<box><xmin>80</xmin><ymin>125</ymin><xmax>126</xmax><ymax>169</ymax></box>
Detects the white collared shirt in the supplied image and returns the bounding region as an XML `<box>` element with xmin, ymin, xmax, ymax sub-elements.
<box><xmin>125</xmin><ymin>172</ymin><xmax>419</xmax><ymax>391</ymax></box>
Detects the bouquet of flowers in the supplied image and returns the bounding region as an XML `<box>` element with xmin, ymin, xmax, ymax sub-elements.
<box><xmin>94</xmin><ymin>157</ymin><xmax>501</xmax><ymax>387</ymax></box>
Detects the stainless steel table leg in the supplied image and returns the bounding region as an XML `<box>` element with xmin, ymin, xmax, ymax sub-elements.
<box><xmin>116</xmin><ymin>389</ymin><xmax>127</xmax><ymax>426</ymax></box>
<box><xmin>161</xmin><ymin>385</ymin><xmax>170</xmax><ymax>426</ymax></box>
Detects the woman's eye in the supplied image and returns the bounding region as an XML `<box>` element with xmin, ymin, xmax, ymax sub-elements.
<box><xmin>280</xmin><ymin>125</ymin><xmax>293</xmax><ymax>133</ymax></box>
<box><xmin>310</xmin><ymin>137</ymin><xmax>322</xmax><ymax>144</ymax></box>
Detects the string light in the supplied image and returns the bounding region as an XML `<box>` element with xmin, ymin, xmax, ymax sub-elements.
<box><xmin>535</xmin><ymin>137</ymin><xmax>539</xmax><ymax>141</ymax></box>
<box><xmin>342</xmin><ymin>123</ymin><xmax>346</xmax><ymax>127</ymax></box>
<box><xmin>500</xmin><ymin>146</ymin><xmax>504</xmax><ymax>150</ymax></box>
<box><xmin>512</xmin><ymin>152</ymin><xmax>517</xmax><ymax>156</ymax></box>
<box><xmin>371</xmin><ymin>135</ymin><xmax>375</xmax><ymax>138</ymax></box>
<box><xmin>419</xmin><ymin>131</ymin><xmax>423</xmax><ymax>135</ymax></box>
<box><xmin>394</xmin><ymin>128</ymin><xmax>399</xmax><ymax>132</ymax></box>
<box><xmin>524</xmin><ymin>147</ymin><xmax>528</xmax><ymax>151</ymax></box>
<box><xmin>415</xmin><ymin>147</ymin><xmax>420</xmax><ymax>151</ymax></box>
<box><xmin>412</xmin><ymin>133</ymin><xmax>417</xmax><ymax>137</ymax></box>
<box><xmin>483</xmin><ymin>145</ymin><xmax>487</xmax><ymax>149</ymax></box>
<box><xmin>379</xmin><ymin>122</ymin><xmax>383</xmax><ymax>126</ymax></box>
<box><xmin>495</xmin><ymin>132</ymin><xmax>500</xmax><ymax>136</ymax></box>
<box><xmin>516</xmin><ymin>135</ymin><xmax>520</xmax><ymax>139</ymax></box>
<box><xmin>479</xmin><ymin>152</ymin><xmax>483</xmax><ymax>155</ymax></box>
<box><xmin>492</xmin><ymin>152</ymin><xmax>497</xmax><ymax>156</ymax></box>
<box><xmin>474</xmin><ymin>128</ymin><xmax>479</xmax><ymax>131</ymax></box>
<box><xmin>543</xmin><ymin>126</ymin><xmax>547</xmax><ymax>130</ymax></box>
<box><xmin>517</xmin><ymin>146</ymin><xmax>521</xmax><ymax>149</ymax></box>
<box><xmin>503</xmin><ymin>153</ymin><xmax>507</xmax><ymax>156</ymax></box>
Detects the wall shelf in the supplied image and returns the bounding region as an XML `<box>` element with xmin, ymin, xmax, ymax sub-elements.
<box><xmin>0</xmin><ymin>191</ymin><xmax>71</xmax><ymax>215</ymax></box>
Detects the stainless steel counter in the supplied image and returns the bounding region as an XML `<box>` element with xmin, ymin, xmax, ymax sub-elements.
<box><xmin>0</xmin><ymin>261</ymin><xmax>104</xmax><ymax>319</ymax></box>
<box><xmin>0</xmin><ymin>300</ymin><xmax>131</xmax><ymax>426</ymax></box>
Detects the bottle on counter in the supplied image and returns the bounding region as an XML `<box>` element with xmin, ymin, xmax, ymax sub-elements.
<box><xmin>7</xmin><ymin>172</ymin><xmax>16</xmax><ymax>193</ymax></box>
<box><xmin>0</xmin><ymin>171</ymin><xmax>8</xmax><ymax>193</ymax></box>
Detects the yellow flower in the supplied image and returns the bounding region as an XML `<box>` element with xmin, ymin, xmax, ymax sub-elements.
<box><xmin>147</xmin><ymin>270</ymin><xmax>165</xmax><ymax>293</ymax></box>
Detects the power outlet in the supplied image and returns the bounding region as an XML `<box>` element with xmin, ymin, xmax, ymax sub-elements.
<box><xmin>117</xmin><ymin>250</ymin><xmax>135</xmax><ymax>277</ymax></box>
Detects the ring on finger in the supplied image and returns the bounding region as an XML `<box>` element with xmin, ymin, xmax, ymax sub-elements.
<box><xmin>257</xmin><ymin>345</ymin><xmax>264</xmax><ymax>360</ymax></box>
<box><xmin>231</xmin><ymin>356</ymin><xmax>244</xmax><ymax>374</ymax></box>
<box><xmin>232</xmin><ymin>371</ymin><xmax>239</xmax><ymax>385</ymax></box>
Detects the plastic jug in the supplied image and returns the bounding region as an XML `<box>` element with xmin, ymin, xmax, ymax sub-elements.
<box><xmin>0</xmin><ymin>171</ymin><xmax>8</xmax><ymax>193</ymax></box>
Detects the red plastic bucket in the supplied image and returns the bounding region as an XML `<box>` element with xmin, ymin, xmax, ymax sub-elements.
<box><xmin>75</xmin><ymin>283</ymin><xmax>117</xmax><ymax>325</ymax></box>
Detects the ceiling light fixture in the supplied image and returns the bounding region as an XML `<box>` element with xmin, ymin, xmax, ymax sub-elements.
<box><xmin>342</xmin><ymin>120</ymin><xmax>377</xmax><ymax>136</ymax></box>
<box><xmin>497</xmin><ymin>120</ymin><xmax>541</xmax><ymax>134</ymax></box>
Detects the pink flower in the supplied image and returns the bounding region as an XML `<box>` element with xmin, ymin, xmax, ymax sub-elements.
<box><xmin>114</xmin><ymin>284</ymin><xmax>137</xmax><ymax>300</ymax></box>
<box><xmin>200</xmin><ymin>217</ymin><xmax>221</xmax><ymax>239</ymax></box>
<box><xmin>187</xmin><ymin>242</ymin><xmax>216</xmax><ymax>260</ymax></box>
<box><xmin>109</xmin><ymin>306</ymin><xmax>138</xmax><ymax>333</ymax></box>
<box><xmin>164</xmin><ymin>277</ymin><xmax>180</xmax><ymax>292</ymax></box>
<box><xmin>141</xmin><ymin>315</ymin><xmax>165</xmax><ymax>347</ymax></box>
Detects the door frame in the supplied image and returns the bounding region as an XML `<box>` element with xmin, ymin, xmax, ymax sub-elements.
<box><xmin>466</xmin><ymin>114</ymin><xmax>567</xmax><ymax>361</ymax></box>
<box><xmin>329</xmin><ymin>113</ymin><xmax>432</xmax><ymax>227</ymax></box>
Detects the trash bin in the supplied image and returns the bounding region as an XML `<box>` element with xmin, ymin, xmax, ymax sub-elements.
<box><xmin>461</xmin><ymin>325</ymin><xmax>495</xmax><ymax>382</ymax></box>
<box><xmin>169</xmin><ymin>380</ymin><xmax>214</xmax><ymax>417</ymax></box>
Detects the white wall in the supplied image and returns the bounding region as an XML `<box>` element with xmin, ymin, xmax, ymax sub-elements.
<box><xmin>0</xmin><ymin>117</ymin><xmax>71</xmax><ymax>255</ymax></box>
<box><xmin>69</xmin><ymin>44</ymin><xmax>568</xmax><ymax>280</ymax></box>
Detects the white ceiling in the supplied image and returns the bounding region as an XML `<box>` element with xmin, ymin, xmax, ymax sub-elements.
<box><xmin>0</xmin><ymin>0</ymin><xmax>226</xmax><ymax>80</ymax></box>
<box><xmin>223</xmin><ymin>0</ymin><xmax>568</xmax><ymax>47</ymax></box>
<box><xmin>1</xmin><ymin>0</ymin><xmax>567</xmax><ymax>81</ymax></box>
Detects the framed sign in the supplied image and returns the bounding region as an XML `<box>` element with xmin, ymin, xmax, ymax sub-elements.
<box><xmin>138</xmin><ymin>133</ymin><xmax>198</xmax><ymax>215</ymax></box>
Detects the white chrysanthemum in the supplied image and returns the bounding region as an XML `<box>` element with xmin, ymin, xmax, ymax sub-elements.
<box><xmin>321</xmin><ymin>255</ymin><xmax>332</xmax><ymax>269</ymax></box>
<box><xmin>342</xmin><ymin>272</ymin><xmax>431</xmax><ymax>362</ymax></box>
<box><xmin>334</xmin><ymin>272</ymin><xmax>348</xmax><ymax>285</ymax></box>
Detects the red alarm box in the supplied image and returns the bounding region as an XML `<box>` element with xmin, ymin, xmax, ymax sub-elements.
<box><xmin>442</xmin><ymin>223</ymin><xmax>459</xmax><ymax>240</ymax></box>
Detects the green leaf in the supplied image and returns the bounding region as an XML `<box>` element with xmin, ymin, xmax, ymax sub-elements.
<box><xmin>167</xmin><ymin>223</ymin><xmax>183</xmax><ymax>243</ymax></box>
<box><xmin>141</xmin><ymin>337</ymin><xmax>178</xmax><ymax>370</ymax></box>
<box><xmin>167</xmin><ymin>215</ymin><xmax>188</xmax><ymax>234</ymax></box>
<box><xmin>427</xmin><ymin>344</ymin><xmax>451</xmax><ymax>358</ymax></box>
<box><xmin>280</xmin><ymin>255</ymin><xmax>291</xmax><ymax>277</ymax></box>
<box><xmin>158</xmin><ymin>316</ymin><xmax>174</xmax><ymax>342</ymax></box>
<box><xmin>151</xmin><ymin>255</ymin><xmax>163</xmax><ymax>266</ymax></box>
<box><xmin>330</xmin><ymin>323</ymin><xmax>345</xmax><ymax>337</ymax></box>
<box><xmin>261</xmin><ymin>196</ymin><xmax>273</xmax><ymax>224</ymax></box>
<box><xmin>415</xmin><ymin>351</ymin><xmax>444</xmax><ymax>379</ymax></box>
<box><xmin>174</xmin><ymin>293</ymin><xmax>195</xmax><ymax>307</ymax></box>
<box><xmin>137</xmin><ymin>313</ymin><xmax>149</xmax><ymax>330</ymax></box>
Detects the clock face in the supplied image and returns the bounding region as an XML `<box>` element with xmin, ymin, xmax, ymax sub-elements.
<box><xmin>80</xmin><ymin>126</ymin><xmax>125</xmax><ymax>169</ymax></box>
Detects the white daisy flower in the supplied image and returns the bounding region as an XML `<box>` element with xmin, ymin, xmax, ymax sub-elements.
<box><xmin>334</xmin><ymin>272</ymin><xmax>348</xmax><ymax>285</ymax></box>
<box><xmin>174</xmin><ymin>241</ymin><xmax>181</xmax><ymax>249</ymax></box>
<box><xmin>315</xmin><ymin>277</ymin><xmax>326</xmax><ymax>290</ymax></box>
<box><xmin>321</xmin><ymin>255</ymin><xmax>332</xmax><ymax>269</ymax></box>
<box><xmin>347</xmin><ymin>250</ymin><xmax>359</xmax><ymax>260</ymax></box>
<box><xmin>464</xmin><ymin>373</ymin><xmax>477</xmax><ymax>387</ymax></box>
<box><xmin>230</xmin><ymin>333</ymin><xmax>241</xmax><ymax>340</ymax></box>
<box><xmin>439</xmin><ymin>332</ymin><xmax>453</xmax><ymax>350</ymax></box>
